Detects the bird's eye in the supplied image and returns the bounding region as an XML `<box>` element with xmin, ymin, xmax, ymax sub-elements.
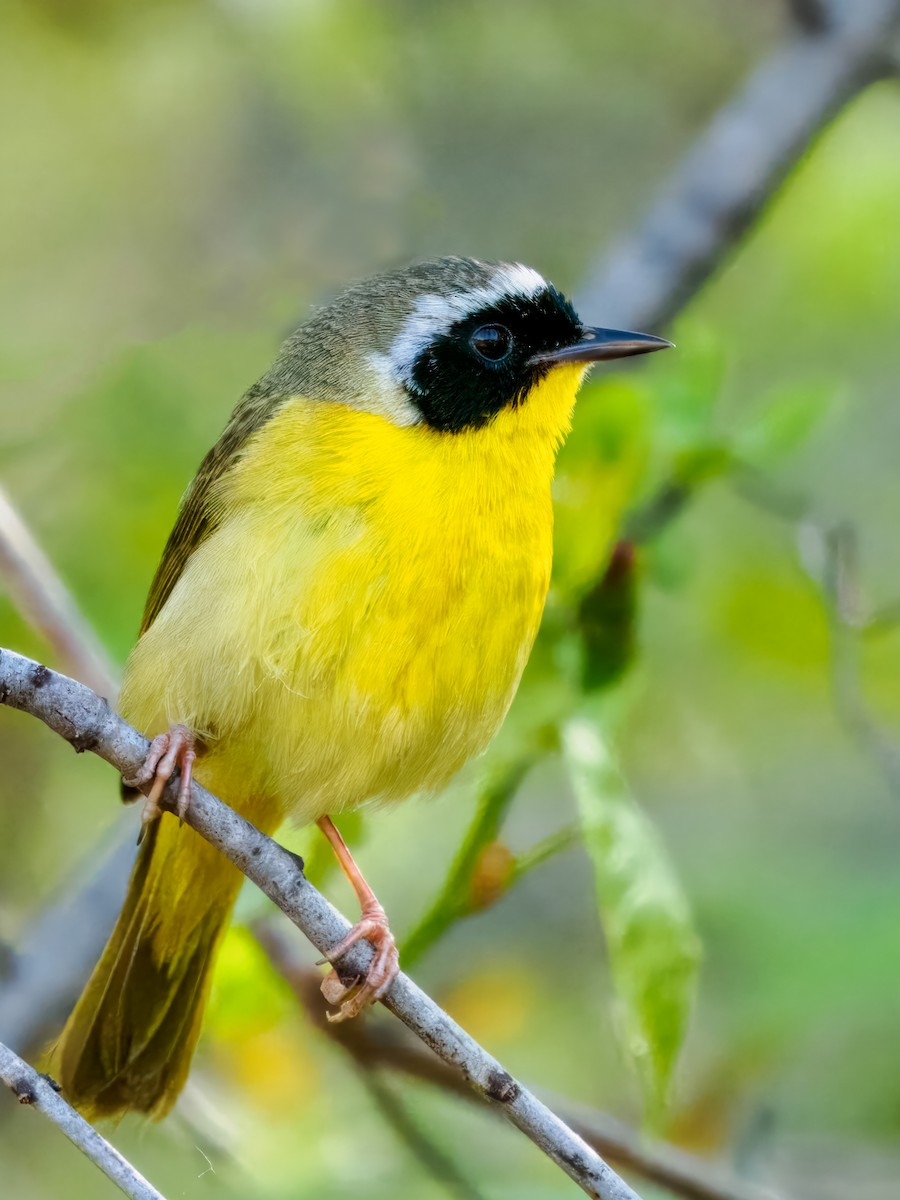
<box><xmin>470</xmin><ymin>324</ymin><xmax>512</xmax><ymax>362</ymax></box>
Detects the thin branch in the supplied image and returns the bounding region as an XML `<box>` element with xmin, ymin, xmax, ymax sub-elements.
<box><xmin>254</xmin><ymin>922</ymin><xmax>786</xmax><ymax>1200</ymax></box>
<box><xmin>575</xmin><ymin>0</ymin><xmax>900</xmax><ymax>330</ymax></box>
<box><xmin>0</xmin><ymin>649</ymin><xmax>641</xmax><ymax>1200</ymax></box>
<box><xmin>785</xmin><ymin>0</ymin><xmax>832</xmax><ymax>34</ymax></box>
<box><xmin>0</xmin><ymin>483</ymin><xmax>117</xmax><ymax>697</ymax></box>
<box><xmin>0</xmin><ymin>1042</ymin><xmax>166</xmax><ymax>1200</ymax></box>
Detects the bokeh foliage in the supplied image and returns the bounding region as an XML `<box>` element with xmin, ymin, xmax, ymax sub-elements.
<box><xmin>2</xmin><ymin>2</ymin><xmax>900</xmax><ymax>1197</ymax></box>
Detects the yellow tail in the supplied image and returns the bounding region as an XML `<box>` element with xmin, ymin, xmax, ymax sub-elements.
<box><xmin>54</xmin><ymin>812</ymin><xmax>254</xmax><ymax>1120</ymax></box>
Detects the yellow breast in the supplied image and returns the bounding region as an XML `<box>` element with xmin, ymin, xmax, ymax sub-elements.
<box><xmin>120</xmin><ymin>365</ymin><xmax>583</xmax><ymax>824</ymax></box>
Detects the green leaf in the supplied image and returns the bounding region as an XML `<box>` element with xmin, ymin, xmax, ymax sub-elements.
<box><xmin>736</xmin><ymin>380</ymin><xmax>838</xmax><ymax>469</ymax></box>
<box><xmin>563</xmin><ymin>704</ymin><xmax>700</xmax><ymax>1124</ymax></box>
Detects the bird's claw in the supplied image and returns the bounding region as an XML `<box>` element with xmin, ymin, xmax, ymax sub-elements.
<box><xmin>124</xmin><ymin>724</ymin><xmax>196</xmax><ymax>844</ymax></box>
<box><xmin>320</xmin><ymin>902</ymin><xmax>399</xmax><ymax>1022</ymax></box>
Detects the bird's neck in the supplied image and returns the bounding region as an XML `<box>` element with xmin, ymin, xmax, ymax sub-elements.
<box><xmin>222</xmin><ymin>363</ymin><xmax>584</xmax><ymax>538</ymax></box>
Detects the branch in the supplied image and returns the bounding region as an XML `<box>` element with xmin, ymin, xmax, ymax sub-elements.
<box><xmin>0</xmin><ymin>1042</ymin><xmax>166</xmax><ymax>1200</ymax></box>
<box><xmin>0</xmin><ymin>483</ymin><xmax>117</xmax><ymax>697</ymax></box>
<box><xmin>575</xmin><ymin>0</ymin><xmax>900</xmax><ymax>329</ymax></box>
<box><xmin>785</xmin><ymin>0</ymin><xmax>832</xmax><ymax>34</ymax></box>
<box><xmin>0</xmin><ymin>648</ymin><xmax>641</xmax><ymax>1200</ymax></box>
<box><xmin>255</xmin><ymin>921</ymin><xmax>787</xmax><ymax>1200</ymax></box>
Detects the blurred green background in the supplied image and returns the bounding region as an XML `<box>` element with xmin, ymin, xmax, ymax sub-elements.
<box><xmin>2</xmin><ymin>1</ymin><xmax>900</xmax><ymax>1197</ymax></box>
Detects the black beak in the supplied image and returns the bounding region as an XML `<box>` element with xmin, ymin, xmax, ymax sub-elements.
<box><xmin>530</xmin><ymin>326</ymin><xmax>673</xmax><ymax>366</ymax></box>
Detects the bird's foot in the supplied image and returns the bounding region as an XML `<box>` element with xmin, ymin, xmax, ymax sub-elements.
<box><xmin>123</xmin><ymin>723</ymin><xmax>196</xmax><ymax>844</ymax></box>
<box><xmin>320</xmin><ymin>899</ymin><xmax>400</xmax><ymax>1023</ymax></box>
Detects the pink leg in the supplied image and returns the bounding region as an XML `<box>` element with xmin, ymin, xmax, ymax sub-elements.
<box><xmin>124</xmin><ymin>724</ymin><xmax>196</xmax><ymax>844</ymax></box>
<box><xmin>316</xmin><ymin>815</ymin><xmax>400</xmax><ymax>1022</ymax></box>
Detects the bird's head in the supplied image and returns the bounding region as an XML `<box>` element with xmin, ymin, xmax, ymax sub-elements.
<box><xmin>264</xmin><ymin>257</ymin><xmax>671</xmax><ymax>438</ymax></box>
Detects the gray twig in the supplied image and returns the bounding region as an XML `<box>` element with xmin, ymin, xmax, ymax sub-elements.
<box><xmin>786</xmin><ymin>0</ymin><xmax>832</xmax><ymax>34</ymax></box>
<box><xmin>0</xmin><ymin>648</ymin><xmax>641</xmax><ymax>1200</ymax></box>
<box><xmin>255</xmin><ymin>920</ymin><xmax>787</xmax><ymax>1200</ymax></box>
<box><xmin>0</xmin><ymin>1041</ymin><xmax>166</xmax><ymax>1200</ymax></box>
<box><xmin>0</xmin><ymin>483</ymin><xmax>117</xmax><ymax>697</ymax></box>
<box><xmin>575</xmin><ymin>0</ymin><xmax>900</xmax><ymax>330</ymax></box>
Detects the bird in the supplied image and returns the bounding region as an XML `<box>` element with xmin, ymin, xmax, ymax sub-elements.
<box><xmin>52</xmin><ymin>256</ymin><xmax>670</xmax><ymax>1119</ymax></box>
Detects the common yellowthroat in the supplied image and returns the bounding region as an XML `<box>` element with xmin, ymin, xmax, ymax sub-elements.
<box><xmin>54</xmin><ymin>257</ymin><xmax>670</xmax><ymax>1118</ymax></box>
